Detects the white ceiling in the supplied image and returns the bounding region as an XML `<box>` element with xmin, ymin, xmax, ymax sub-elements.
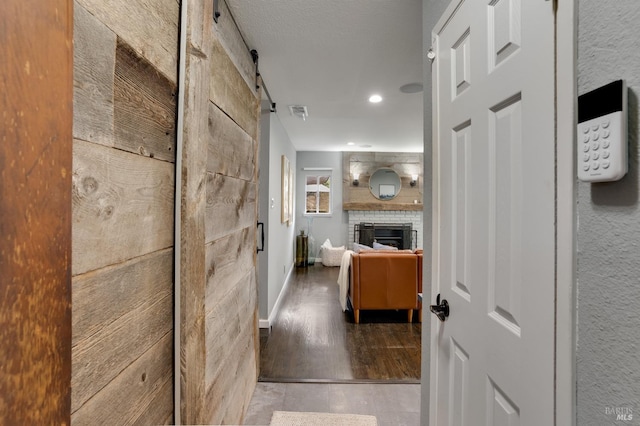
<box><xmin>226</xmin><ymin>0</ymin><xmax>424</xmax><ymax>153</ymax></box>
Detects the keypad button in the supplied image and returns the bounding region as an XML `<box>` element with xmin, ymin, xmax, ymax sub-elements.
<box><xmin>592</xmin><ymin>162</ymin><xmax>600</xmax><ymax>170</ymax></box>
<box><xmin>602</xmin><ymin>140</ymin><xmax>610</xmax><ymax>149</ymax></box>
<box><xmin>602</xmin><ymin>160</ymin><xmax>610</xmax><ymax>169</ymax></box>
<box><xmin>592</xmin><ymin>152</ymin><xmax>600</xmax><ymax>160</ymax></box>
<box><xmin>583</xmin><ymin>144</ymin><xmax>590</xmax><ymax>152</ymax></box>
<box><xmin>583</xmin><ymin>163</ymin><xmax>590</xmax><ymax>171</ymax></box>
<box><xmin>582</xmin><ymin>126</ymin><xmax>590</xmax><ymax>134</ymax></box>
<box><xmin>592</xmin><ymin>132</ymin><xmax>600</xmax><ymax>141</ymax></box>
<box><xmin>602</xmin><ymin>120</ymin><xmax>610</xmax><ymax>128</ymax></box>
<box><xmin>603</xmin><ymin>129</ymin><xmax>610</xmax><ymax>138</ymax></box>
<box><xmin>583</xmin><ymin>153</ymin><xmax>590</xmax><ymax>162</ymax></box>
<box><xmin>591</xmin><ymin>124</ymin><xmax>600</xmax><ymax>131</ymax></box>
<box><xmin>583</xmin><ymin>135</ymin><xmax>590</xmax><ymax>143</ymax></box>
<box><xmin>603</xmin><ymin>150</ymin><xmax>610</xmax><ymax>159</ymax></box>
<box><xmin>592</xmin><ymin>141</ymin><xmax>600</xmax><ymax>150</ymax></box>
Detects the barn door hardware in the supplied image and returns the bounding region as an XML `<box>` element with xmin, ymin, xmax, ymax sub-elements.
<box><xmin>426</xmin><ymin>48</ymin><xmax>436</xmax><ymax>63</ymax></box>
<box><xmin>430</xmin><ymin>293</ymin><xmax>449</xmax><ymax>322</ymax></box>
<box><xmin>213</xmin><ymin>0</ymin><xmax>221</xmax><ymax>23</ymax></box>
<box><xmin>257</xmin><ymin>222</ymin><xmax>265</xmax><ymax>253</ymax></box>
<box><xmin>251</xmin><ymin>49</ymin><xmax>276</xmax><ymax>112</ymax></box>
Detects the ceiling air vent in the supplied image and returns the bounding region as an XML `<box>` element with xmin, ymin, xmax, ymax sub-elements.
<box><xmin>288</xmin><ymin>105</ymin><xmax>308</xmax><ymax>121</ymax></box>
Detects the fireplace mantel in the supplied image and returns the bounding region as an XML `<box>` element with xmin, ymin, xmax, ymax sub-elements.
<box><xmin>343</xmin><ymin>202</ymin><xmax>422</xmax><ymax>211</ymax></box>
<box><xmin>342</xmin><ymin>152</ymin><xmax>423</xmax><ymax>211</ymax></box>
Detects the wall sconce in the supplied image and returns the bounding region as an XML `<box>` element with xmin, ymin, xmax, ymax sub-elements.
<box><xmin>410</xmin><ymin>174</ymin><xmax>418</xmax><ymax>187</ymax></box>
<box><xmin>352</xmin><ymin>173</ymin><xmax>360</xmax><ymax>186</ymax></box>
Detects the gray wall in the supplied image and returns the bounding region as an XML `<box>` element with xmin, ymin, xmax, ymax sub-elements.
<box><xmin>577</xmin><ymin>1</ymin><xmax>640</xmax><ymax>423</ymax></box>
<box><xmin>257</xmin><ymin>106</ymin><xmax>271</xmax><ymax>319</ymax></box>
<box><xmin>295</xmin><ymin>151</ymin><xmax>349</xmax><ymax>254</ymax></box>
<box><xmin>257</xmin><ymin>110</ymin><xmax>298</xmax><ymax>322</ymax></box>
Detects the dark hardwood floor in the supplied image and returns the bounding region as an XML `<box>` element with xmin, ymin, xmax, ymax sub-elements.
<box><xmin>259</xmin><ymin>264</ymin><xmax>421</xmax><ymax>382</ymax></box>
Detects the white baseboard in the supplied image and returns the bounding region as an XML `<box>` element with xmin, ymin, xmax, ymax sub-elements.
<box><xmin>259</xmin><ymin>319</ymin><xmax>271</xmax><ymax>329</ymax></box>
<box><xmin>258</xmin><ymin>264</ymin><xmax>294</xmax><ymax>329</ymax></box>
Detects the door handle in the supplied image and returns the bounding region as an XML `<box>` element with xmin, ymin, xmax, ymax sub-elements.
<box><xmin>430</xmin><ymin>293</ymin><xmax>449</xmax><ymax>322</ymax></box>
<box><xmin>257</xmin><ymin>222</ymin><xmax>264</xmax><ymax>253</ymax></box>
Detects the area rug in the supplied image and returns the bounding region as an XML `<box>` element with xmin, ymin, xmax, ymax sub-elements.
<box><xmin>269</xmin><ymin>410</ymin><xmax>377</xmax><ymax>426</ymax></box>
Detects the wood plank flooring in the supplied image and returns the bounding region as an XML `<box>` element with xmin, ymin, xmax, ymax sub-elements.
<box><xmin>259</xmin><ymin>265</ymin><xmax>421</xmax><ymax>382</ymax></box>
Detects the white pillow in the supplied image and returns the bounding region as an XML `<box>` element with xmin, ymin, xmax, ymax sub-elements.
<box><xmin>353</xmin><ymin>243</ymin><xmax>373</xmax><ymax>253</ymax></box>
<box><xmin>320</xmin><ymin>238</ymin><xmax>333</xmax><ymax>250</ymax></box>
<box><xmin>373</xmin><ymin>242</ymin><xmax>398</xmax><ymax>251</ymax></box>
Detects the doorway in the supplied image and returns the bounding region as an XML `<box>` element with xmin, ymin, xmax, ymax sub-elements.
<box><xmin>422</xmin><ymin>0</ymin><xmax>577</xmax><ymax>424</ymax></box>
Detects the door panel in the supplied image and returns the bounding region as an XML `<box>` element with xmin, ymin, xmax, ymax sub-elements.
<box><xmin>449</xmin><ymin>338</ymin><xmax>470</xmax><ymax>425</ymax></box>
<box><xmin>489</xmin><ymin>95</ymin><xmax>523</xmax><ymax>335</ymax></box>
<box><xmin>487</xmin><ymin>377</ymin><xmax>520</xmax><ymax>425</ymax></box>
<box><xmin>431</xmin><ymin>0</ymin><xmax>555</xmax><ymax>424</ymax></box>
<box><xmin>453</xmin><ymin>123</ymin><xmax>471</xmax><ymax>301</ymax></box>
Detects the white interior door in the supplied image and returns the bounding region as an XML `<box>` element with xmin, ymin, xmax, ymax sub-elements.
<box><xmin>429</xmin><ymin>0</ymin><xmax>556</xmax><ymax>424</ymax></box>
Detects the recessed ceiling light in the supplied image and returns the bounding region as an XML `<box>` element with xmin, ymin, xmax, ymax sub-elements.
<box><xmin>347</xmin><ymin>141</ymin><xmax>355</xmax><ymax>146</ymax></box>
<box><xmin>368</xmin><ymin>94</ymin><xmax>382</xmax><ymax>103</ymax></box>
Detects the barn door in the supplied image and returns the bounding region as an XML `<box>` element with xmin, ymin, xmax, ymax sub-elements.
<box><xmin>430</xmin><ymin>0</ymin><xmax>556</xmax><ymax>424</ymax></box>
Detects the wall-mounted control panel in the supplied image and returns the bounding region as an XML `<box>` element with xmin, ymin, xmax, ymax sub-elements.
<box><xmin>577</xmin><ymin>80</ymin><xmax>627</xmax><ymax>182</ymax></box>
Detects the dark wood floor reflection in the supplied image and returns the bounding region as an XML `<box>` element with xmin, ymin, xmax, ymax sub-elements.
<box><xmin>259</xmin><ymin>264</ymin><xmax>421</xmax><ymax>382</ymax></box>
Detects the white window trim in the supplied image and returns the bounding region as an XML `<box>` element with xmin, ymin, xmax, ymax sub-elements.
<box><xmin>304</xmin><ymin>170</ymin><xmax>333</xmax><ymax>216</ymax></box>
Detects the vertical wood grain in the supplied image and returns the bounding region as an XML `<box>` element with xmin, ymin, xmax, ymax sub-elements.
<box><xmin>204</xmin><ymin>30</ymin><xmax>260</xmax><ymax>426</ymax></box>
<box><xmin>180</xmin><ymin>0</ymin><xmax>213</xmax><ymax>422</ymax></box>
<box><xmin>0</xmin><ymin>0</ymin><xmax>73</xmax><ymax>423</ymax></box>
<box><xmin>180</xmin><ymin>1</ymin><xmax>260</xmax><ymax>423</ymax></box>
<box><xmin>73</xmin><ymin>2</ymin><xmax>116</xmax><ymax>146</ymax></box>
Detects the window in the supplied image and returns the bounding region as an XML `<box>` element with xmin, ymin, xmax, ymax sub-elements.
<box><xmin>305</xmin><ymin>174</ymin><xmax>331</xmax><ymax>215</ymax></box>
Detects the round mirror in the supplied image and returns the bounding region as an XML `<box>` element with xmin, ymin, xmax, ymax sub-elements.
<box><xmin>369</xmin><ymin>168</ymin><xmax>402</xmax><ymax>200</ymax></box>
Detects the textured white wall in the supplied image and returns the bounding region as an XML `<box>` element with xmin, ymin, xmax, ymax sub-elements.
<box><xmin>577</xmin><ymin>1</ymin><xmax>640</xmax><ymax>423</ymax></box>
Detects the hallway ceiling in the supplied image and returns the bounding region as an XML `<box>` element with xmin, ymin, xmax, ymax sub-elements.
<box><xmin>226</xmin><ymin>0</ymin><xmax>424</xmax><ymax>153</ymax></box>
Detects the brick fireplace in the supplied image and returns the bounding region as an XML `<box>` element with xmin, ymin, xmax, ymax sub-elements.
<box><xmin>348</xmin><ymin>210</ymin><xmax>423</xmax><ymax>250</ymax></box>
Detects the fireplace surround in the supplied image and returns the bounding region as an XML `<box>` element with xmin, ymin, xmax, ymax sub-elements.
<box><xmin>354</xmin><ymin>222</ymin><xmax>416</xmax><ymax>250</ymax></box>
<box><xmin>348</xmin><ymin>210</ymin><xmax>423</xmax><ymax>250</ymax></box>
